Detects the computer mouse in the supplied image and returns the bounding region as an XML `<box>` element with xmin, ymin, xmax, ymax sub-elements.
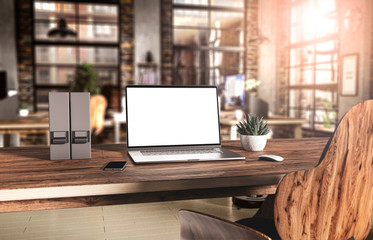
<box><xmin>258</xmin><ymin>154</ymin><xmax>284</xmax><ymax>162</ymax></box>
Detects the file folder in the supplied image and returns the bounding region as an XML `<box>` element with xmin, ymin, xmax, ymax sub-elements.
<box><xmin>49</xmin><ymin>92</ymin><xmax>70</xmax><ymax>160</ymax></box>
<box><xmin>70</xmin><ymin>92</ymin><xmax>91</xmax><ymax>159</ymax></box>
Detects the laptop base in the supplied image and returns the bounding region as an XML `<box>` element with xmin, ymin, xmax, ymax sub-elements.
<box><xmin>128</xmin><ymin>146</ymin><xmax>245</xmax><ymax>164</ymax></box>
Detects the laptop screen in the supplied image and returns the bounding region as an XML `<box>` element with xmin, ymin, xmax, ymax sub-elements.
<box><xmin>126</xmin><ymin>86</ymin><xmax>221</xmax><ymax>148</ymax></box>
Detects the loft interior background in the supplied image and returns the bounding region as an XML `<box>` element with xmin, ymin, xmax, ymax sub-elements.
<box><xmin>9</xmin><ymin>0</ymin><xmax>373</xmax><ymax>135</ymax></box>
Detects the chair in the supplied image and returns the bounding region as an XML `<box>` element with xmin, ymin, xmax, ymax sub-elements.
<box><xmin>179</xmin><ymin>100</ymin><xmax>373</xmax><ymax>240</ymax></box>
<box><xmin>179</xmin><ymin>209</ymin><xmax>270</xmax><ymax>240</ymax></box>
<box><xmin>90</xmin><ymin>94</ymin><xmax>107</xmax><ymax>136</ymax></box>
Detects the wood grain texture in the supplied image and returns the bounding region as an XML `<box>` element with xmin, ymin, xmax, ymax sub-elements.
<box><xmin>179</xmin><ymin>209</ymin><xmax>270</xmax><ymax>240</ymax></box>
<box><xmin>0</xmin><ymin>138</ymin><xmax>327</xmax><ymax>212</ymax></box>
<box><xmin>274</xmin><ymin>100</ymin><xmax>373</xmax><ymax>240</ymax></box>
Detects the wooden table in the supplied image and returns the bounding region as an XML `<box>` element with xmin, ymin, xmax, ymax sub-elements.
<box><xmin>220</xmin><ymin>112</ymin><xmax>308</xmax><ymax>140</ymax></box>
<box><xmin>0</xmin><ymin>113</ymin><xmax>115</xmax><ymax>146</ymax></box>
<box><xmin>0</xmin><ymin>113</ymin><xmax>49</xmax><ymax>147</ymax></box>
<box><xmin>0</xmin><ymin>138</ymin><xmax>328</xmax><ymax>213</ymax></box>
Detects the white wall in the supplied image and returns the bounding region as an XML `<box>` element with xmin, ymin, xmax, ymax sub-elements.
<box><xmin>257</xmin><ymin>0</ymin><xmax>279</xmax><ymax>114</ymax></box>
<box><xmin>339</xmin><ymin>0</ymin><xmax>373</xmax><ymax>116</ymax></box>
<box><xmin>134</xmin><ymin>0</ymin><xmax>161</xmax><ymax>84</ymax></box>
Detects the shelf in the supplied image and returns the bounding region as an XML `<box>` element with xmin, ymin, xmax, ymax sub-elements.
<box><xmin>137</xmin><ymin>62</ymin><xmax>158</xmax><ymax>68</ymax></box>
<box><xmin>36</xmin><ymin>63</ymin><xmax>118</xmax><ymax>67</ymax></box>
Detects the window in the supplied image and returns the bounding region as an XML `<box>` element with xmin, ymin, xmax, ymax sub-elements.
<box><xmin>287</xmin><ymin>0</ymin><xmax>338</xmax><ymax>131</ymax></box>
<box><xmin>33</xmin><ymin>1</ymin><xmax>119</xmax><ymax>111</ymax></box>
<box><xmin>172</xmin><ymin>0</ymin><xmax>245</xmax><ymax>85</ymax></box>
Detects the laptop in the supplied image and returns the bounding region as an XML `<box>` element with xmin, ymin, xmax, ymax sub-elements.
<box><xmin>125</xmin><ymin>85</ymin><xmax>245</xmax><ymax>164</ymax></box>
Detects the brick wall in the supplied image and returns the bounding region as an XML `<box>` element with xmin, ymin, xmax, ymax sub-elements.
<box><xmin>245</xmin><ymin>0</ymin><xmax>259</xmax><ymax>81</ymax></box>
<box><xmin>15</xmin><ymin>0</ymin><xmax>34</xmax><ymax>110</ymax></box>
<box><xmin>120</xmin><ymin>0</ymin><xmax>134</xmax><ymax>87</ymax></box>
<box><xmin>160</xmin><ymin>0</ymin><xmax>173</xmax><ymax>85</ymax></box>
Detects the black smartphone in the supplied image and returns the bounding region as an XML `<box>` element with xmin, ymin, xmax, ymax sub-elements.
<box><xmin>103</xmin><ymin>161</ymin><xmax>128</xmax><ymax>171</ymax></box>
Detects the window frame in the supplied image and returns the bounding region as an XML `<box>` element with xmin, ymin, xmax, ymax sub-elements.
<box><xmin>172</xmin><ymin>0</ymin><xmax>246</xmax><ymax>86</ymax></box>
<box><xmin>286</xmin><ymin>0</ymin><xmax>339</xmax><ymax>132</ymax></box>
<box><xmin>32</xmin><ymin>0</ymin><xmax>121</xmax><ymax>111</ymax></box>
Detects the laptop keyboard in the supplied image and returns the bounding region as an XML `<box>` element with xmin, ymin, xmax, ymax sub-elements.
<box><xmin>141</xmin><ymin>149</ymin><xmax>221</xmax><ymax>156</ymax></box>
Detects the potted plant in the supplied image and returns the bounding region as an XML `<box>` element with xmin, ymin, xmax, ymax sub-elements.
<box><xmin>321</xmin><ymin>99</ymin><xmax>337</xmax><ymax>129</ymax></box>
<box><xmin>236</xmin><ymin>114</ymin><xmax>270</xmax><ymax>151</ymax></box>
<box><xmin>70</xmin><ymin>63</ymin><xmax>100</xmax><ymax>95</ymax></box>
<box><xmin>19</xmin><ymin>102</ymin><xmax>29</xmax><ymax>117</ymax></box>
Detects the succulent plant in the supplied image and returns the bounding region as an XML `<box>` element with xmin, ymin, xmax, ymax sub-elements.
<box><xmin>236</xmin><ymin>114</ymin><xmax>270</xmax><ymax>136</ymax></box>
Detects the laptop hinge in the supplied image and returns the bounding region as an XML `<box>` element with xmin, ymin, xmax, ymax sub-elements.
<box><xmin>128</xmin><ymin>145</ymin><xmax>222</xmax><ymax>151</ymax></box>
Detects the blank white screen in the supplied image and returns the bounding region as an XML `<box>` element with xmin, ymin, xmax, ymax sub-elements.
<box><xmin>126</xmin><ymin>87</ymin><xmax>220</xmax><ymax>147</ymax></box>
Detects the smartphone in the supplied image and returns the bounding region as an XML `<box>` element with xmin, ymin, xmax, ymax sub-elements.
<box><xmin>103</xmin><ymin>161</ymin><xmax>128</xmax><ymax>171</ymax></box>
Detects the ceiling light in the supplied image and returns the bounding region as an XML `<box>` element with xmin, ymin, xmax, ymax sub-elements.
<box><xmin>47</xmin><ymin>18</ymin><xmax>77</xmax><ymax>38</ymax></box>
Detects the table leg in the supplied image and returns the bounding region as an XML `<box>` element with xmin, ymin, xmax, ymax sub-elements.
<box><xmin>114</xmin><ymin>121</ymin><xmax>120</xmax><ymax>144</ymax></box>
<box><xmin>230</xmin><ymin>125</ymin><xmax>238</xmax><ymax>140</ymax></box>
<box><xmin>294</xmin><ymin>125</ymin><xmax>303</xmax><ymax>138</ymax></box>
<box><xmin>9</xmin><ymin>134</ymin><xmax>20</xmax><ymax>147</ymax></box>
<box><xmin>46</xmin><ymin>130</ymin><xmax>50</xmax><ymax>146</ymax></box>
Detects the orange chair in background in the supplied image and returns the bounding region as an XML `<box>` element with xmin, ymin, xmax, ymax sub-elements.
<box><xmin>90</xmin><ymin>94</ymin><xmax>107</xmax><ymax>136</ymax></box>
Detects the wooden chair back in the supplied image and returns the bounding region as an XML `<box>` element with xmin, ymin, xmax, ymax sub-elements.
<box><xmin>274</xmin><ymin>100</ymin><xmax>373</xmax><ymax>239</ymax></box>
<box><xmin>179</xmin><ymin>209</ymin><xmax>270</xmax><ymax>240</ymax></box>
<box><xmin>90</xmin><ymin>94</ymin><xmax>107</xmax><ymax>136</ymax></box>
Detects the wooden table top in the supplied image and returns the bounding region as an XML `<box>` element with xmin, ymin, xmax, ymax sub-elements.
<box><xmin>0</xmin><ymin>113</ymin><xmax>49</xmax><ymax>131</ymax></box>
<box><xmin>0</xmin><ymin>138</ymin><xmax>328</xmax><ymax>212</ymax></box>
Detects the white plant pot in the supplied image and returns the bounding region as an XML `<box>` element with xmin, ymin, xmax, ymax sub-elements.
<box><xmin>240</xmin><ymin>135</ymin><xmax>268</xmax><ymax>151</ymax></box>
<box><xmin>19</xmin><ymin>109</ymin><xmax>29</xmax><ymax>117</ymax></box>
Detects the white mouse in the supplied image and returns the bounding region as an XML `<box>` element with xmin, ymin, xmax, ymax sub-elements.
<box><xmin>259</xmin><ymin>154</ymin><xmax>284</xmax><ymax>162</ymax></box>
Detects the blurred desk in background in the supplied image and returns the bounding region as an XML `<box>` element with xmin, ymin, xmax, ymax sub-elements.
<box><xmin>0</xmin><ymin>113</ymin><xmax>49</xmax><ymax>147</ymax></box>
<box><xmin>220</xmin><ymin>111</ymin><xmax>308</xmax><ymax>140</ymax></box>
<box><xmin>0</xmin><ymin>112</ymin><xmax>125</xmax><ymax>147</ymax></box>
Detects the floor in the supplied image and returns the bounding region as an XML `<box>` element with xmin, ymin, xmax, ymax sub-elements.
<box><xmin>1</xmin><ymin>197</ymin><xmax>373</xmax><ymax>240</ymax></box>
<box><xmin>0</xmin><ymin>198</ymin><xmax>257</xmax><ymax>240</ymax></box>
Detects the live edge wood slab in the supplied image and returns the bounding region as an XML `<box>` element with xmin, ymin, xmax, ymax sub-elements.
<box><xmin>0</xmin><ymin>138</ymin><xmax>328</xmax><ymax>213</ymax></box>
